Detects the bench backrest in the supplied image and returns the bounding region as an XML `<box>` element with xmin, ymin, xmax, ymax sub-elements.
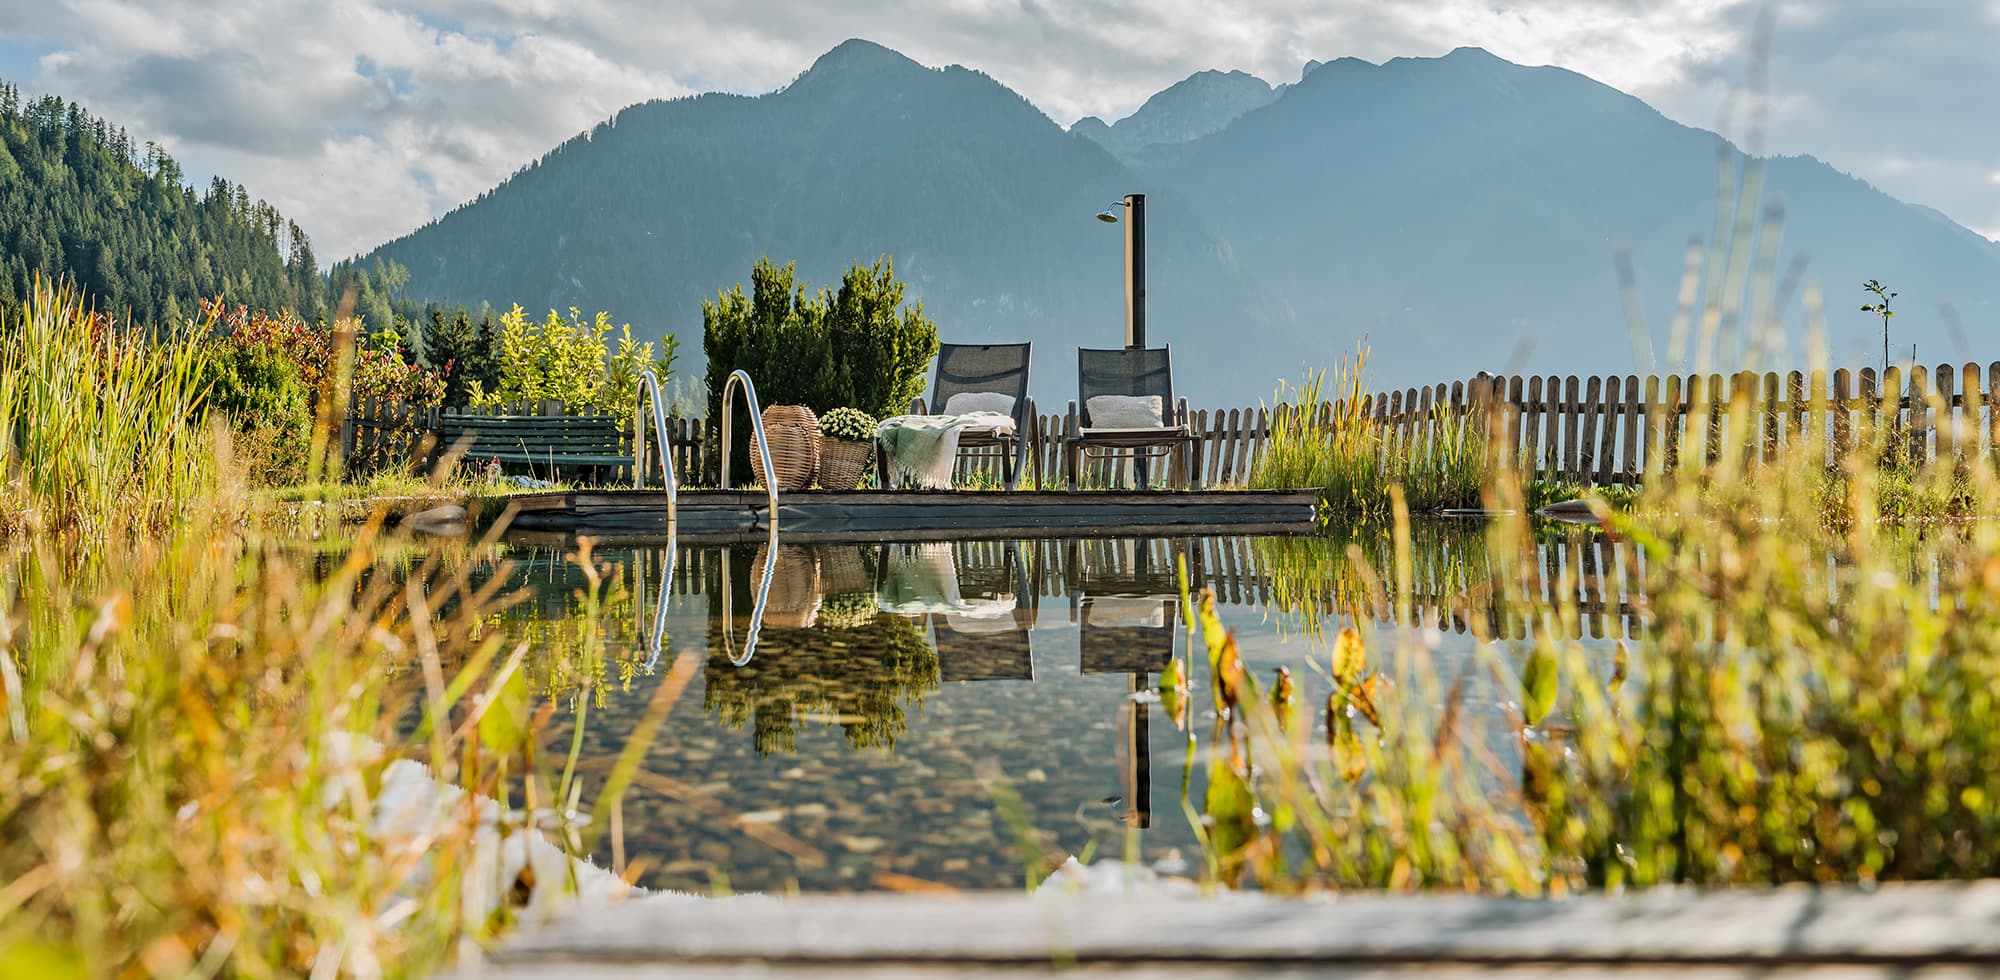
<box><xmin>438</xmin><ymin>413</ymin><xmax>625</xmax><ymax>455</ymax></box>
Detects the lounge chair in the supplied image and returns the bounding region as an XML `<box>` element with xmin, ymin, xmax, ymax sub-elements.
<box><xmin>1064</xmin><ymin>346</ymin><xmax>1201</xmax><ymax>490</ymax></box>
<box><xmin>892</xmin><ymin>342</ymin><xmax>1038</xmax><ymax>490</ymax></box>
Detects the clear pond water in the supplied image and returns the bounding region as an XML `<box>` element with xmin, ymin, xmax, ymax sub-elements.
<box><xmin>489</xmin><ymin>528</ymin><xmax>1632</xmax><ymax>894</ymax></box>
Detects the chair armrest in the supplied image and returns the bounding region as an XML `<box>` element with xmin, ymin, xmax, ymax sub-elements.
<box><xmin>909</xmin><ymin>396</ymin><xmax>927</xmax><ymax>415</ymax></box>
<box><xmin>1065</xmin><ymin>400</ymin><xmax>1079</xmax><ymax>441</ymax></box>
<box><xmin>1020</xmin><ymin>397</ymin><xmax>1038</xmax><ymax>443</ymax></box>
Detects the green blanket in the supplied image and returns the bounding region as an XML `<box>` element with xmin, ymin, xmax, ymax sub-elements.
<box><xmin>875</xmin><ymin>411</ymin><xmax>1014</xmax><ymax>490</ymax></box>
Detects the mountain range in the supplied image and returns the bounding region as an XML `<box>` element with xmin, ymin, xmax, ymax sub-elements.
<box><xmin>361</xmin><ymin>39</ymin><xmax>2000</xmax><ymax>405</ymax></box>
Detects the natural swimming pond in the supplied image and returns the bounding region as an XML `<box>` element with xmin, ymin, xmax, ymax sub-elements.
<box><xmin>474</xmin><ymin>526</ymin><xmax>1637</xmax><ymax>895</ymax></box>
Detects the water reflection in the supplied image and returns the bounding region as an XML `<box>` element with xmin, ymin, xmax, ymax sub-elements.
<box><xmin>507</xmin><ymin>525</ymin><xmax>1642</xmax><ymax>892</ymax></box>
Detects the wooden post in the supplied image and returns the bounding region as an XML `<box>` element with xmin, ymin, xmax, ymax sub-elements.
<box><xmin>1539</xmin><ymin>376</ymin><xmax>1560</xmax><ymax>478</ymax></box>
<box><xmin>1831</xmin><ymin>369</ymin><xmax>1852</xmax><ymax>462</ymax></box>
<box><xmin>1935</xmin><ymin>363</ymin><xmax>1957</xmax><ymax>461</ymax></box>
<box><xmin>1908</xmin><ymin>364</ymin><xmax>1930</xmax><ymax>466</ymax></box>
<box><xmin>1577</xmin><ymin>375</ymin><xmax>1602</xmax><ymax>483</ymax></box>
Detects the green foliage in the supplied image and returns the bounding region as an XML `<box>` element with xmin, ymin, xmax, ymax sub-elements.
<box><xmin>423</xmin><ymin>305</ymin><xmax>504</xmax><ymax>406</ymax></box>
<box><xmin>196</xmin><ymin>302</ymin><xmax>445</xmax><ymax>486</ymax></box>
<box><xmin>471</xmin><ymin>305</ymin><xmax>674</xmax><ymax>422</ymax></box>
<box><xmin>818</xmin><ymin>406</ymin><xmax>878</xmax><ymax>441</ymax></box>
<box><xmin>702</xmin><ymin>257</ymin><xmax>938</xmax><ymax>422</ymax></box>
<box><xmin>0</xmin><ymin>84</ymin><xmax>324</xmax><ymax>325</ymax></box>
<box><xmin>201</xmin><ymin>331</ymin><xmax>313</xmax><ymax>486</ymax></box>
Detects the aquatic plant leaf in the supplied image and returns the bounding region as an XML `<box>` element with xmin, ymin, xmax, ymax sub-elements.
<box><xmin>1160</xmin><ymin>684</ymin><xmax>1186</xmax><ymax>729</ymax></box>
<box><xmin>1214</xmin><ymin>632</ymin><xmax>1248</xmax><ymax>713</ymax></box>
<box><xmin>1331</xmin><ymin>626</ymin><xmax>1366</xmax><ymax>685</ymax></box>
<box><xmin>1610</xmin><ymin>642</ymin><xmax>1629</xmax><ymax>694</ymax></box>
<box><xmin>1348</xmin><ymin>673</ymin><xmax>1383</xmax><ymax>728</ymax></box>
<box><xmin>1271</xmin><ymin>666</ymin><xmax>1298</xmax><ymax>732</ymax></box>
<box><xmin>478</xmin><ymin>665</ymin><xmax>532</xmax><ymax>755</ymax></box>
<box><xmin>1198</xmin><ymin>589</ymin><xmax>1231</xmax><ymax>673</ymax></box>
<box><xmin>1521</xmin><ymin>644</ymin><xmax>1558</xmax><ymax>727</ymax></box>
<box><xmin>1521</xmin><ymin>739</ymin><xmax>1553</xmax><ymax>806</ymax></box>
<box><xmin>1161</xmin><ymin>655</ymin><xmax>1185</xmax><ymax>695</ymax></box>
<box><xmin>1204</xmin><ymin>756</ymin><xmax>1257</xmax><ymax>873</ymax></box>
<box><xmin>1331</xmin><ymin>711</ymin><xmax>1366</xmax><ymax>782</ymax></box>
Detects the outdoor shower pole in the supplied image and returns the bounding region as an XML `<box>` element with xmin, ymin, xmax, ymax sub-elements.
<box><xmin>1124</xmin><ymin>193</ymin><xmax>1146</xmax><ymax>348</ymax></box>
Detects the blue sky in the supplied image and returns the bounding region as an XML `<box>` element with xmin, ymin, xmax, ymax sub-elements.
<box><xmin>0</xmin><ymin>0</ymin><xmax>1994</xmax><ymax>260</ymax></box>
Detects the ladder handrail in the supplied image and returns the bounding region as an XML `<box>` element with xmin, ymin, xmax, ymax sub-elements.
<box><xmin>631</xmin><ymin>369</ymin><xmax>679</xmax><ymax>529</ymax></box>
<box><xmin>635</xmin><ymin>531</ymin><xmax>677</xmax><ymax>674</ymax></box>
<box><xmin>720</xmin><ymin>369</ymin><xmax>780</xmax><ymax>529</ymax></box>
<box><xmin>720</xmin><ymin>527</ymin><xmax>779</xmax><ymax>667</ymax></box>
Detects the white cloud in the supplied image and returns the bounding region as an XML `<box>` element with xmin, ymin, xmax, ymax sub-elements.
<box><xmin>1</xmin><ymin>0</ymin><xmax>1994</xmax><ymax>258</ymax></box>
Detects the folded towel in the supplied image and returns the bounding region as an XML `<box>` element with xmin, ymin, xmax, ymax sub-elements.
<box><xmin>876</xmin><ymin>411</ymin><xmax>1017</xmax><ymax>490</ymax></box>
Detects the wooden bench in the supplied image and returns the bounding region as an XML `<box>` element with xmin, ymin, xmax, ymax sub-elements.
<box><xmin>438</xmin><ymin>413</ymin><xmax>631</xmax><ymax>481</ymax></box>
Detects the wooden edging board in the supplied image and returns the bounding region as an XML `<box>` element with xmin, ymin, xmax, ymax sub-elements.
<box><xmin>463</xmin><ymin>882</ymin><xmax>2000</xmax><ymax>976</ymax></box>
<box><xmin>499</xmin><ymin>488</ymin><xmax>1320</xmax><ymax>537</ymax></box>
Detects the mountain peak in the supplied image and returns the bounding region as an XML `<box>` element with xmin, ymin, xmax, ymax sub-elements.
<box><xmin>795</xmin><ymin>38</ymin><xmax>926</xmax><ymax>87</ymax></box>
<box><xmin>1077</xmin><ymin>68</ymin><xmax>1277</xmax><ymax>159</ymax></box>
<box><xmin>1442</xmin><ymin>45</ymin><xmax>1505</xmax><ymax>62</ymax></box>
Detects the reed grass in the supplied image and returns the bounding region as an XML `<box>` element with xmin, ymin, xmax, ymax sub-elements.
<box><xmin>1249</xmin><ymin>351</ymin><xmax>1494</xmax><ymax>520</ymax></box>
<box><xmin>0</xmin><ymin>278</ymin><xmax>217</xmax><ymax>537</ymax></box>
<box><xmin>0</xmin><ymin>440</ymin><xmax>657</xmax><ymax>973</ymax></box>
<box><xmin>1176</xmin><ymin>388</ymin><xmax>2000</xmax><ymax>893</ymax></box>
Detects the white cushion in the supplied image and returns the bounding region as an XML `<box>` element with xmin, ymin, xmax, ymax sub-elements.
<box><xmin>1085</xmin><ymin>596</ymin><xmax>1168</xmax><ymax>629</ymax></box>
<box><xmin>1086</xmin><ymin>394</ymin><xmax>1164</xmax><ymax>429</ymax></box>
<box><xmin>943</xmin><ymin>391</ymin><xmax>1016</xmax><ymax>418</ymax></box>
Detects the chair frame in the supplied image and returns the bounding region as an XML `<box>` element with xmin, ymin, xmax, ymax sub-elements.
<box><xmin>883</xmin><ymin>342</ymin><xmax>1039</xmax><ymax>490</ymax></box>
<box><xmin>1063</xmin><ymin>346</ymin><xmax>1202</xmax><ymax>490</ymax></box>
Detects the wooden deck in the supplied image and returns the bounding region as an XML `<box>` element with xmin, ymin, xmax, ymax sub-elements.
<box><xmin>497</xmin><ymin>488</ymin><xmax>1319</xmax><ymax>541</ymax></box>
<box><xmin>458</xmin><ymin>882</ymin><xmax>2000</xmax><ymax>977</ymax></box>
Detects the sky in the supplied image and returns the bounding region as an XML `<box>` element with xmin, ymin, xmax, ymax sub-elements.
<box><xmin>0</xmin><ymin>0</ymin><xmax>1993</xmax><ymax>261</ymax></box>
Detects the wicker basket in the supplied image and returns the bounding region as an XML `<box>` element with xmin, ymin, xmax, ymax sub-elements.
<box><xmin>818</xmin><ymin>437</ymin><xmax>874</xmax><ymax>490</ymax></box>
<box><xmin>751</xmin><ymin>543</ymin><xmax>822</xmax><ymax>630</ymax></box>
<box><xmin>754</xmin><ymin>404</ymin><xmax>821</xmax><ymax>491</ymax></box>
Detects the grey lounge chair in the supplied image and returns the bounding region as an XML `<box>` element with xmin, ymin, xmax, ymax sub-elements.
<box><xmin>888</xmin><ymin>342</ymin><xmax>1039</xmax><ymax>490</ymax></box>
<box><xmin>1064</xmin><ymin>346</ymin><xmax>1200</xmax><ymax>490</ymax></box>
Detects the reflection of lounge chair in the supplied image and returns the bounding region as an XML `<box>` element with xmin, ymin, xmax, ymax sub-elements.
<box><xmin>898</xmin><ymin>342</ymin><xmax>1039</xmax><ymax>490</ymax></box>
<box><xmin>1064</xmin><ymin>346</ymin><xmax>1200</xmax><ymax>490</ymax></box>
<box><xmin>1068</xmin><ymin>538</ymin><xmax>1186</xmax><ymax>675</ymax></box>
<box><xmin>932</xmin><ymin>542</ymin><xmax>1035</xmax><ymax>682</ymax></box>
<box><xmin>875</xmin><ymin>541</ymin><xmax>1036</xmax><ymax>681</ymax></box>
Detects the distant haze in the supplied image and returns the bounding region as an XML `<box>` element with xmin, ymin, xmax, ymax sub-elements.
<box><xmin>360</xmin><ymin>40</ymin><xmax>2000</xmax><ymax>403</ymax></box>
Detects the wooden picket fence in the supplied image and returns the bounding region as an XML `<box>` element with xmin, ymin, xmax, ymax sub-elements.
<box><xmin>1360</xmin><ymin>362</ymin><xmax>2000</xmax><ymax>484</ymax></box>
<box><xmin>340</xmin><ymin>362</ymin><xmax>1994</xmax><ymax>487</ymax></box>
